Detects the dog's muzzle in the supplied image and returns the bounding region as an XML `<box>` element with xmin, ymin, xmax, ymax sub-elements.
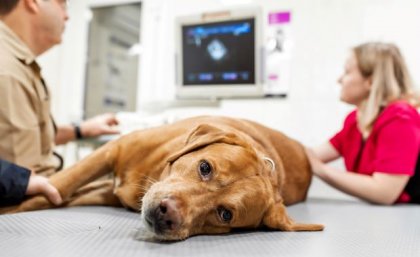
<box><xmin>143</xmin><ymin>198</ymin><xmax>181</xmax><ymax>235</ymax></box>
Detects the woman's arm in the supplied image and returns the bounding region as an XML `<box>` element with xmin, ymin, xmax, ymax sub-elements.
<box><xmin>311</xmin><ymin>142</ymin><xmax>341</xmax><ymax>163</ymax></box>
<box><xmin>305</xmin><ymin>148</ymin><xmax>409</xmax><ymax>205</ymax></box>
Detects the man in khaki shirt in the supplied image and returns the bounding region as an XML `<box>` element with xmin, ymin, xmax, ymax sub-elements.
<box><xmin>0</xmin><ymin>0</ymin><xmax>119</xmax><ymax>176</ymax></box>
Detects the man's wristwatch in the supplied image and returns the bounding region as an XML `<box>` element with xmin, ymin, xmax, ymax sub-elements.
<box><xmin>73</xmin><ymin>124</ymin><xmax>83</xmax><ymax>140</ymax></box>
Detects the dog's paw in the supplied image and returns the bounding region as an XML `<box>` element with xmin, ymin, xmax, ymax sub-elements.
<box><xmin>0</xmin><ymin>206</ymin><xmax>20</xmax><ymax>215</ymax></box>
<box><xmin>1</xmin><ymin>195</ymin><xmax>55</xmax><ymax>214</ymax></box>
<box><xmin>132</xmin><ymin>227</ymin><xmax>160</xmax><ymax>242</ymax></box>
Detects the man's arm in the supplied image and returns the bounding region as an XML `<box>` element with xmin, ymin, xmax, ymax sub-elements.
<box><xmin>0</xmin><ymin>75</ymin><xmax>40</xmax><ymax>165</ymax></box>
<box><xmin>55</xmin><ymin>113</ymin><xmax>119</xmax><ymax>145</ymax></box>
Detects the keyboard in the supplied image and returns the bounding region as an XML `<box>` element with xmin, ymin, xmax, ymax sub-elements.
<box><xmin>116</xmin><ymin>112</ymin><xmax>178</xmax><ymax>134</ymax></box>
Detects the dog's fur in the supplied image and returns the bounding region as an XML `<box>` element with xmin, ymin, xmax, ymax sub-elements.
<box><xmin>0</xmin><ymin>116</ymin><xmax>323</xmax><ymax>240</ymax></box>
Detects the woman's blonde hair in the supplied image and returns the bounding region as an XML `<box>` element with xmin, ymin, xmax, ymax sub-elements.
<box><xmin>353</xmin><ymin>42</ymin><xmax>419</xmax><ymax>138</ymax></box>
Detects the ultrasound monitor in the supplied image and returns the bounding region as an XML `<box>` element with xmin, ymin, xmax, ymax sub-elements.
<box><xmin>175</xmin><ymin>7</ymin><xmax>264</xmax><ymax>99</ymax></box>
<box><xmin>83</xmin><ymin>1</ymin><xmax>141</xmax><ymax>118</ymax></box>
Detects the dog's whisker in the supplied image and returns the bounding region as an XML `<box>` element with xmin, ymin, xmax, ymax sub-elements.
<box><xmin>126</xmin><ymin>181</ymin><xmax>149</xmax><ymax>190</ymax></box>
<box><xmin>144</xmin><ymin>176</ymin><xmax>158</xmax><ymax>185</ymax></box>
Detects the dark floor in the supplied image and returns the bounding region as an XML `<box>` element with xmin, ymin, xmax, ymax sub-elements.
<box><xmin>0</xmin><ymin>198</ymin><xmax>419</xmax><ymax>257</ymax></box>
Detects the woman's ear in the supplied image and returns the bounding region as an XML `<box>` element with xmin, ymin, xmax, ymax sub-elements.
<box><xmin>365</xmin><ymin>76</ymin><xmax>373</xmax><ymax>90</ymax></box>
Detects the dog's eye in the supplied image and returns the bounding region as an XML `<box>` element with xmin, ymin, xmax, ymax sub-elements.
<box><xmin>199</xmin><ymin>160</ymin><xmax>212</xmax><ymax>178</ymax></box>
<box><xmin>217</xmin><ymin>207</ymin><xmax>232</xmax><ymax>223</ymax></box>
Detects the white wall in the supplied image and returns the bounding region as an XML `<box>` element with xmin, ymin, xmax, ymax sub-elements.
<box><xmin>38</xmin><ymin>0</ymin><xmax>420</xmax><ymax>200</ymax></box>
<box><xmin>38</xmin><ymin>0</ymin><xmax>90</xmax><ymax>124</ymax></box>
<box><xmin>40</xmin><ymin>0</ymin><xmax>420</xmax><ymax>140</ymax></box>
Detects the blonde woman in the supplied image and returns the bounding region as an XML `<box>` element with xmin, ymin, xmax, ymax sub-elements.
<box><xmin>306</xmin><ymin>42</ymin><xmax>420</xmax><ymax>205</ymax></box>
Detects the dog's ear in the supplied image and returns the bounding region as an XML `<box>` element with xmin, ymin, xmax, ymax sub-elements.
<box><xmin>167</xmin><ymin>123</ymin><xmax>250</xmax><ymax>163</ymax></box>
<box><xmin>262</xmin><ymin>201</ymin><xmax>324</xmax><ymax>231</ymax></box>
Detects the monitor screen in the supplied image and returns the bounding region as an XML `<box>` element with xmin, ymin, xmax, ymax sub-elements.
<box><xmin>182</xmin><ymin>18</ymin><xmax>255</xmax><ymax>86</ymax></box>
<box><xmin>175</xmin><ymin>7</ymin><xmax>263</xmax><ymax>99</ymax></box>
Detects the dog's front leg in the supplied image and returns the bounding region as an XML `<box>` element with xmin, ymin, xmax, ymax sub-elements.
<box><xmin>0</xmin><ymin>141</ymin><xmax>119</xmax><ymax>214</ymax></box>
<box><xmin>0</xmin><ymin>195</ymin><xmax>54</xmax><ymax>214</ymax></box>
<box><xmin>49</xmin><ymin>142</ymin><xmax>119</xmax><ymax>199</ymax></box>
<box><xmin>0</xmin><ymin>180</ymin><xmax>122</xmax><ymax>214</ymax></box>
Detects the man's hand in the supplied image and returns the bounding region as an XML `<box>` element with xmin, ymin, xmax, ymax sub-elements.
<box><xmin>26</xmin><ymin>174</ymin><xmax>62</xmax><ymax>205</ymax></box>
<box><xmin>80</xmin><ymin>113</ymin><xmax>120</xmax><ymax>138</ymax></box>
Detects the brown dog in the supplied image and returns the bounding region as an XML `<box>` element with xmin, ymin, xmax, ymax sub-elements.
<box><xmin>0</xmin><ymin>116</ymin><xmax>323</xmax><ymax>240</ymax></box>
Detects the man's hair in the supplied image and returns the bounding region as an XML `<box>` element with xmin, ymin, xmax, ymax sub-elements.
<box><xmin>0</xmin><ymin>0</ymin><xmax>20</xmax><ymax>16</ymax></box>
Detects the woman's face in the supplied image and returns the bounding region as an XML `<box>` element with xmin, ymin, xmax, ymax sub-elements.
<box><xmin>337</xmin><ymin>53</ymin><xmax>372</xmax><ymax>106</ymax></box>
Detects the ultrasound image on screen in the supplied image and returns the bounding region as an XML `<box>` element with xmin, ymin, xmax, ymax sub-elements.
<box><xmin>182</xmin><ymin>18</ymin><xmax>255</xmax><ymax>86</ymax></box>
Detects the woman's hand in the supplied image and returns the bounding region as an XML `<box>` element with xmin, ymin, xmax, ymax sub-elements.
<box><xmin>305</xmin><ymin>147</ymin><xmax>327</xmax><ymax>177</ymax></box>
<box><xmin>305</xmin><ymin>146</ymin><xmax>408</xmax><ymax>204</ymax></box>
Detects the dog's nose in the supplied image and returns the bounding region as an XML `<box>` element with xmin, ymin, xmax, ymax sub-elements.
<box><xmin>145</xmin><ymin>198</ymin><xmax>181</xmax><ymax>234</ymax></box>
<box><xmin>159</xmin><ymin>198</ymin><xmax>181</xmax><ymax>229</ymax></box>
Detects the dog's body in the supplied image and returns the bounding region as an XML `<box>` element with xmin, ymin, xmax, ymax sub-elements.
<box><xmin>1</xmin><ymin>116</ymin><xmax>323</xmax><ymax>240</ymax></box>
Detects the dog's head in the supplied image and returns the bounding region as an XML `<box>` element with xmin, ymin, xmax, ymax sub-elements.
<box><xmin>140</xmin><ymin>124</ymin><xmax>322</xmax><ymax>240</ymax></box>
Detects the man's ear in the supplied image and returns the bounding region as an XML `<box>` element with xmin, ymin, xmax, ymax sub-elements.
<box><xmin>262</xmin><ymin>201</ymin><xmax>324</xmax><ymax>231</ymax></box>
<box><xmin>167</xmin><ymin>123</ymin><xmax>250</xmax><ymax>163</ymax></box>
<box><xmin>23</xmin><ymin>0</ymin><xmax>41</xmax><ymax>13</ymax></box>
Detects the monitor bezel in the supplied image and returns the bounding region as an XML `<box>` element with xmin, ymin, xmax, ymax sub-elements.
<box><xmin>175</xmin><ymin>7</ymin><xmax>264</xmax><ymax>100</ymax></box>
